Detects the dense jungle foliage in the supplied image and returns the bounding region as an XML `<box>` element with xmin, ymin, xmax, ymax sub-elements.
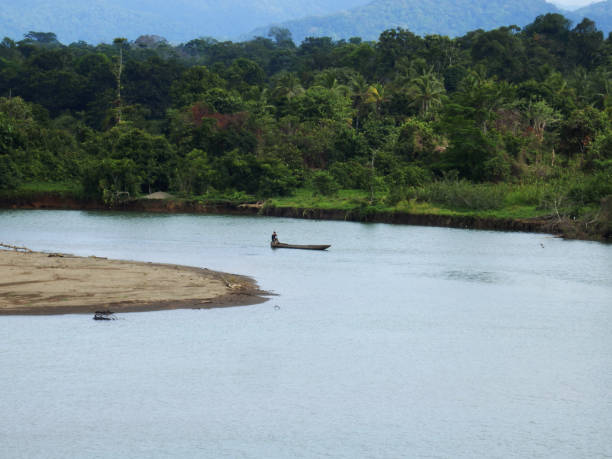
<box><xmin>0</xmin><ymin>15</ymin><xmax>611</xmax><ymax>231</ymax></box>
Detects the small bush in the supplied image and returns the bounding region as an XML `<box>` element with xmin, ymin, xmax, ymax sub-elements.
<box><xmin>329</xmin><ymin>161</ymin><xmax>370</xmax><ymax>190</ymax></box>
<box><xmin>567</xmin><ymin>170</ymin><xmax>612</xmax><ymax>206</ymax></box>
<box><xmin>310</xmin><ymin>170</ymin><xmax>340</xmax><ymax>196</ymax></box>
<box><xmin>504</xmin><ymin>184</ymin><xmax>545</xmax><ymax>206</ymax></box>
<box><xmin>0</xmin><ymin>154</ymin><xmax>22</xmax><ymax>190</ymax></box>
<box><xmin>415</xmin><ymin>179</ymin><xmax>506</xmax><ymax>210</ymax></box>
<box><xmin>483</xmin><ymin>153</ymin><xmax>511</xmax><ymax>182</ymax></box>
<box><xmin>384</xmin><ymin>186</ymin><xmax>408</xmax><ymax>206</ymax></box>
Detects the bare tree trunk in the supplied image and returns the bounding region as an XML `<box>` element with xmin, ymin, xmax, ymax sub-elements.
<box><xmin>369</xmin><ymin>150</ymin><xmax>377</xmax><ymax>203</ymax></box>
<box><xmin>113</xmin><ymin>38</ymin><xmax>127</xmax><ymax>124</ymax></box>
<box><xmin>551</xmin><ymin>148</ymin><xmax>555</xmax><ymax>167</ymax></box>
<box><xmin>116</xmin><ymin>46</ymin><xmax>122</xmax><ymax>124</ymax></box>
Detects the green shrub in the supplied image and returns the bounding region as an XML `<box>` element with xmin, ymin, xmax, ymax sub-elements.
<box><xmin>310</xmin><ymin>170</ymin><xmax>340</xmax><ymax>196</ymax></box>
<box><xmin>257</xmin><ymin>160</ymin><xmax>298</xmax><ymax>197</ymax></box>
<box><xmin>504</xmin><ymin>184</ymin><xmax>546</xmax><ymax>206</ymax></box>
<box><xmin>415</xmin><ymin>179</ymin><xmax>506</xmax><ymax>210</ymax></box>
<box><xmin>567</xmin><ymin>170</ymin><xmax>612</xmax><ymax>206</ymax></box>
<box><xmin>329</xmin><ymin>160</ymin><xmax>370</xmax><ymax>189</ymax></box>
<box><xmin>385</xmin><ymin>164</ymin><xmax>432</xmax><ymax>188</ymax></box>
<box><xmin>0</xmin><ymin>154</ymin><xmax>21</xmax><ymax>190</ymax></box>
<box><xmin>483</xmin><ymin>153</ymin><xmax>512</xmax><ymax>182</ymax></box>
<box><xmin>81</xmin><ymin>158</ymin><xmax>141</xmax><ymax>199</ymax></box>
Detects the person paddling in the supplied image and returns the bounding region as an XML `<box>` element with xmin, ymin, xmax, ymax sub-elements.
<box><xmin>272</xmin><ymin>231</ymin><xmax>278</xmax><ymax>243</ymax></box>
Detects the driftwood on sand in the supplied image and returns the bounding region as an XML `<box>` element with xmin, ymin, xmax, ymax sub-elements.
<box><xmin>0</xmin><ymin>242</ymin><xmax>32</xmax><ymax>252</ymax></box>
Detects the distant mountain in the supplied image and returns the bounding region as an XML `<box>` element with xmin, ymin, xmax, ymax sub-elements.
<box><xmin>0</xmin><ymin>0</ymin><xmax>608</xmax><ymax>46</ymax></box>
<box><xmin>248</xmin><ymin>0</ymin><xmax>608</xmax><ymax>43</ymax></box>
<box><xmin>0</xmin><ymin>0</ymin><xmax>371</xmax><ymax>44</ymax></box>
<box><xmin>572</xmin><ymin>0</ymin><xmax>612</xmax><ymax>33</ymax></box>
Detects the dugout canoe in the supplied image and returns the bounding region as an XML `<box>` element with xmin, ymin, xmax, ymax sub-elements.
<box><xmin>271</xmin><ymin>241</ymin><xmax>331</xmax><ymax>250</ymax></box>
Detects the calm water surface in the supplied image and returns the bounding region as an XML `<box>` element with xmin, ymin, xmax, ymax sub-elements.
<box><xmin>1</xmin><ymin>210</ymin><xmax>611</xmax><ymax>458</ymax></box>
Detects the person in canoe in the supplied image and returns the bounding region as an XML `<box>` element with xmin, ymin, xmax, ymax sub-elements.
<box><xmin>271</xmin><ymin>231</ymin><xmax>278</xmax><ymax>243</ymax></box>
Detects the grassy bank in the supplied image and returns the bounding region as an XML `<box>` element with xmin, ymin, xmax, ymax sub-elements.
<box><xmin>0</xmin><ymin>181</ymin><xmax>84</xmax><ymax>198</ymax></box>
<box><xmin>2</xmin><ymin>181</ymin><xmax>610</xmax><ymax>241</ymax></box>
<box><xmin>268</xmin><ymin>186</ymin><xmax>547</xmax><ymax>220</ymax></box>
<box><xmin>267</xmin><ymin>181</ymin><xmax>611</xmax><ymax>241</ymax></box>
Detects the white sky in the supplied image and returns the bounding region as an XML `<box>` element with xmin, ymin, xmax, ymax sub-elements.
<box><xmin>546</xmin><ymin>0</ymin><xmax>605</xmax><ymax>10</ymax></box>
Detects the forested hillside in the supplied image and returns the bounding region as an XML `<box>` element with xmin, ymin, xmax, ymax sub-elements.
<box><xmin>574</xmin><ymin>1</ymin><xmax>612</xmax><ymax>34</ymax></box>
<box><xmin>1</xmin><ymin>14</ymin><xmax>611</xmax><ymax>236</ymax></box>
<box><xmin>249</xmin><ymin>0</ymin><xmax>565</xmax><ymax>42</ymax></box>
<box><xmin>0</xmin><ymin>0</ymin><xmax>370</xmax><ymax>44</ymax></box>
<box><xmin>3</xmin><ymin>0</ymin><xmax>609</xmax><ymax>45</ymax></box>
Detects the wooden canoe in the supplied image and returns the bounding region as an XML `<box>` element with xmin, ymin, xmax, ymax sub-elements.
<box><xmin>271</xmin><ymin>241</ymin><xmax>331</xmax><ymax>250</ymax></box>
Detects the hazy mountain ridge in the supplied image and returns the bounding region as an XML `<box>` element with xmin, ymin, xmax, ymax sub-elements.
<box><xmin>572</xmin><ymin>0</ymin><xmax>612</xmax><ymax>32</ymax></box>
<box><xmin>0</xmin><ymin>0</ymin><xmax>370</xmax><ymax>44</ymax></box>
<box><xmin>1</xmin><ymin>1</ymin><xmax>163</xmax><ymax>44</ymax></box>
<box><xmin>249</xmin><ymin>0</ymin><xmax>611</xmax><ymax>42</ymax></box>
<box><xmin>0</xmin><ymin>0</ymin><xmax>609</xmax><ymax>45</ymax></box>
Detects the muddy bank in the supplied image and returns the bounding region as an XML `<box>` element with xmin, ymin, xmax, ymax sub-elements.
<box><xmin>0</xmin><ymin>248</ymin><xmax>268</xmax><ymax>315</ymax></box>
<box><xmin>1</xmin><ymin>192</ymin><xmax>609</xmax><ymax>241</ymax></box>
<box><xmin>0</xmin><ymin>192</ymin><xmax>260</xmax><ymax>215</ymax></box>
<box><xmin>259</xmin><ymin>206</ymin><xmax>551</xmax><ymax>233</ymax></box>
<box><xmin>260</xmin><ymin>205</ymin><xmax>610</xmax><ymax>241</ymax></box>
<box><xmin>0</xmin><ymin>193</ymin><xmax>105</xmax><ymax>211</ymax></box>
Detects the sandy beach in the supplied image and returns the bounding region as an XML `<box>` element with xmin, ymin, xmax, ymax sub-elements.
<box><xmin>0</xmin><ymin>249</ymin><xmax>267</xmax><ymax>315</ymax></box>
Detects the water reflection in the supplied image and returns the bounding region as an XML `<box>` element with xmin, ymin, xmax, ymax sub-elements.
<box><xmin>443</xmin><ymin>269</ymin><xmax>498</xmax><ymax>283</ymax></box>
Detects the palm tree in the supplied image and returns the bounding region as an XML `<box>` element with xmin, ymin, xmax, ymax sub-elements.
<box><xmin>457</xmin><ymin>71</ymin><xmax>514</xmax><ymax>134</ymax></box>
<box><xmin>590</xmin><ymin>69</ymin><xmax>611</xmax><ymax>110</ymax></box>
<box><xmin>252</xmin><ymin>88</ymin><xmax>274</xmax><ymax>116</ymax></box>
<box><xmin>318</xmin><ymin>76</ymin><xmax>351</xmax><ymax>98</ymax></box>
<box><xmin>350</xmin><ymin>74</ymin><xmax>383</xmax><ymax>130</ymax></box>
<box><xmin>368</xmin><ymin>83</ymin><xmax>386</xmax><ymax>115</ymax></box>
<box><xmin>272</xmin><ymin>72</ymin><xmax>304</xmax><ymax>100</ymax></box>
<box><xmin>570</xmin><ymin>67</ymin><xmax>590</xmax><ymax>105</ymax></box>
<box><xmin>407</xmin><ymin>69</ymin><xmax>445</xmax><ymax>118</ymax></box>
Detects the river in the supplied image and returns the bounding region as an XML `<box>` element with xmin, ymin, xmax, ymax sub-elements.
<box><xmin>1</xmin><ymin>210</ymin><xmax>611</xmax><ymax>458</ymax></box>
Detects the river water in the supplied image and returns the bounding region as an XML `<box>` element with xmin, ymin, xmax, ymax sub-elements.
<box><xmin>1</xmin><ymin>210</ymin><xmax>611</xmax><ymax>458</ymax></box>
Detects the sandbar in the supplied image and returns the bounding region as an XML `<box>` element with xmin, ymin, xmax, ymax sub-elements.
<box><xmin>0</xmin><ymin>249</ymin><xmax>268</xmax><ymax>315</ymax></box>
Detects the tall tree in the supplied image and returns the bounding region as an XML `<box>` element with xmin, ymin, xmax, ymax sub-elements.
<box><xmin>113</xmin><ymin>37</ymin><xmax>127</xmax><ymax>124</ymax></box>
<box><xmin>407</xmin><ymin>69</ymin><xmax>446</xmax><ymax>118</ymax></box>
<box><xmin>524</xmin><ymin>99</ymin><xmax>561</xmax><ymax>142</ymax></box>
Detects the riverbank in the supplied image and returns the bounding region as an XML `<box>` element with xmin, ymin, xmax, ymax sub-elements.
<box><xmin>0</xmin><ymin>248</ymin><xmax>268</xmax><ymax>315</ymax></box>
<box><xmin>1</xmin><ymin>190</ymin><xmax>610</xmax><ymax>242</ymax></box>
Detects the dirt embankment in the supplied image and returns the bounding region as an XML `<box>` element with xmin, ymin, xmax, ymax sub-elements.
<box><xmin>259</xmin><ymin>206</ymin><xmax>551</xmax><ymax>233</ymax></box>
<box><xmin>259</xmin><ymin>205</ymin><xmax>610</xmax><ymax>241</ymax></box>
<box><xmin>0</xmin><ymin>193</ymin><xmax>105</xmax><ymax>211</ymax></box>
<box><xmin>0</xmin><ymin>192</ymin><xmax>260</xmax><ymax>215</ymax></box>
<box><xmin>0</xmin><ymin>249</ymin><xmax>268</xmax><ymax>315</ymax></box>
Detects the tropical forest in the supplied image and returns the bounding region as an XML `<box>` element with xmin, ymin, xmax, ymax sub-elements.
<box><xmin>1</xmin><ymin>14</ymin><xmax>611</xmax><ymax>239</ymax></box>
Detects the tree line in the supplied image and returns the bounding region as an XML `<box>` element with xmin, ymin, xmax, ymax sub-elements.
<box><xmin>0</xmin><ymin>15</ymin><xmax>610</xmax><ymax>209</ymax></box>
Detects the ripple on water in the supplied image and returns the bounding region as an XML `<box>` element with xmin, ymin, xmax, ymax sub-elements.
<box><xmin>443</xmin><ymin>269</ymin><xmax>499</xmax><ymax>284</ymax></box>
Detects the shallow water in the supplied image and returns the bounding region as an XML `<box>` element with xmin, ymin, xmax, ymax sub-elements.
<box><xmin>1</xmin><ymin>210</ymin><xmax>611</xmax><ymax>458</ymax></box>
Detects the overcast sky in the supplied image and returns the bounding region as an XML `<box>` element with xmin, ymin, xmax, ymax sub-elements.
<box><xmin>547</xmin><ymin>0</ymin><xmax>605</xmax><ymax>9</ymax></box>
